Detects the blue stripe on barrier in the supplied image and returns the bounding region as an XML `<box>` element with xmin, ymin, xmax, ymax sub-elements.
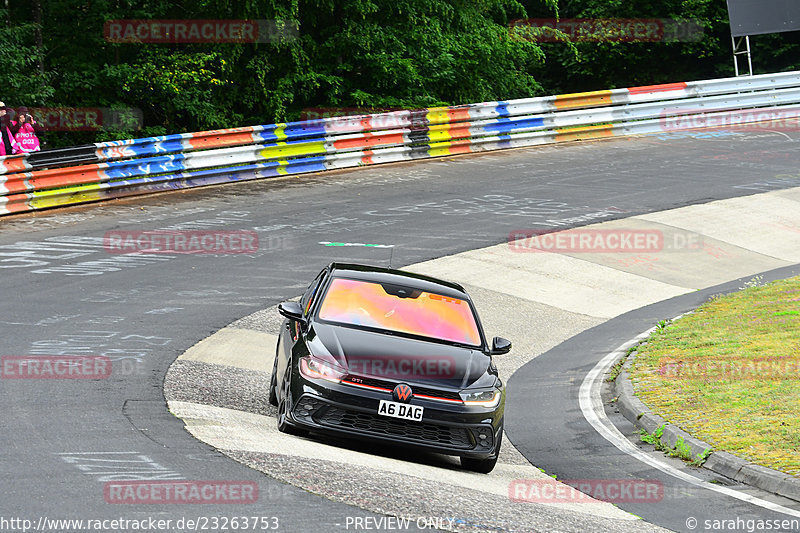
<box><xmin>495</xmin><ymin>102</ymin><xmax>511</xmax><ymax>118</ymax></box>
<box><xmin>284</xmin><ymin>121</ymin><xmax>328</xmax><ymax>138</ymax></box>
<box><xmin>483</xmin><ymin>117</ymin><xmax>545</xmax><ymax>134</ymax></box>
<box><xmin>104</xmin><ymin>154</ymin><xmax>188</xmax><ymax>179</ymax></box>
<box><xmin>253</xmin><ymin>130</ymin><xmax>281</xmax><ymax>143</ymax></box>
<box><xmin>103</xmin><ymin>155</ymin><xmax>328</xmax><ymax>190</ymax></box>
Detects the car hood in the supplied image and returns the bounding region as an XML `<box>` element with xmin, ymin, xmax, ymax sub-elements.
<box><xmin>306</xmin><ymin>322</ymin><xmax>493</xmax><ymax>390</ymax></box>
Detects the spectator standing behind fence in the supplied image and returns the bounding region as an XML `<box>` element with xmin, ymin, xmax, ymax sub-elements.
<box><xmin>0</xmin><ymin>102</ymin><xmax>17</xmax><ymax>156</ymax></box>
<box><xmin>11</xmin><ymin>106</ymin><xmax>43</xmax><ymax>154</ymax></box>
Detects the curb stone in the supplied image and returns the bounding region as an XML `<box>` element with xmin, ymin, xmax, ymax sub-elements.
<box><xmin>614</xmin><ymin>350</ymin><xmax>800</xmax><ymax>504</ymax></box>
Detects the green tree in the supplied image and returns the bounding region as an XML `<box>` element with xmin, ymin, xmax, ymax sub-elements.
<box><xmin>0</xmin><ymin>8</ymin><xmax>53</xmax><ymax>105</ymax></box>
<box><xmin>10</xmin><ymin>0</ymin><xmax>562</xmax><ymax>146</ymax></box>
<box><xmin>9</xmin><ymin>0</ymin><xmax>799</xmax><ymax>148</ymax></box>
<box><xmin>518</xmin><ymin>0</ymin><xmax>800</xmax><ymax>93</ymax></box>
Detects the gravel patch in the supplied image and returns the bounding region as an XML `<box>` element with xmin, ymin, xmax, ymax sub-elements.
<box><xmin>165</xmin><ymin>359</ymin><xmax>276</xmax><ymax>417</ymax></box>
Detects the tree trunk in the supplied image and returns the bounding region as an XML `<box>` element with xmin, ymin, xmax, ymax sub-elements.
<box><xmin>32</xmin><ymin>0</ymin><xmax>44</xmax><ymax>76</ymax></box>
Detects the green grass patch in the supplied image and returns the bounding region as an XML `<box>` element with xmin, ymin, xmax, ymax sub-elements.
<box><xmin>637</xmin><ymin>425</ymin><xmax>712</xmax><ymax>466</ymax></box>
<box><xmin>605</xmin><ymin>345</ymin><xmax>637</xmax><ymax>383</ymax></box>
<box><xmin>629</xmin><ymin>276</ymin><xmax>800</xmax><ymax>476</ymax></box>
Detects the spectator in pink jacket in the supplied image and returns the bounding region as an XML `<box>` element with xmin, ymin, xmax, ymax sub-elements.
<box><xmin>0</xmin><ymin>102</ymin><xmax>16</xmax><ymax>156</ymax></box>
<box><xmin>11</xmin><ymin>106</ymin><xmax>42</xmax><ymax>154</ymax></box>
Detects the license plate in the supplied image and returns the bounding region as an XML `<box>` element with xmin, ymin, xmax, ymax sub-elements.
<box><xmin>377</xmin><ymin>400</ymin><xmax>423</xmax><ymax>421</ymax></box>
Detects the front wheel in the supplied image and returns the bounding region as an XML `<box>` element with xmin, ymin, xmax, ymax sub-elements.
<box><xmin>461</xmin><ymin>431</ymin><xmax>502</xmax><ymax>474</ymax></box>
<box><xmin>276</xmin><ymin>371</ymin><xmax>308</xmax><ymax>437</ymax></box>
<box><xmin>268</xmin><ymin>353</ymin><xmax>279</xmax><ymax>407</ymax></box>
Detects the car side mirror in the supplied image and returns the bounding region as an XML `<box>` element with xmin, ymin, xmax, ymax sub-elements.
<box><xmin>490</xmin><ymin>336</ymin><xmax>512</xmax><ymax>355</ymax></box>
<box><xmin>278</xmin><ymin>301</ymin><xmax>305</xmax><ymax>323</ymax></box>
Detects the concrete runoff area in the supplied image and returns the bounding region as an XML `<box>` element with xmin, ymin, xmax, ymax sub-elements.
<box><xmin>166</xmin><ymin>186</ymin><xmax>800</xmax><ymax>531</ymax></box>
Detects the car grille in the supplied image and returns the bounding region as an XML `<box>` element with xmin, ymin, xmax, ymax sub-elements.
<box><xmin>347</xmin><ymin>376</ymin><xmax>462</xmax><ymax>402</ymax></box>
<box><xmin>317</xmin><ymin>406</ymin><xmax>473</xmax><ymax>449</ymax></box>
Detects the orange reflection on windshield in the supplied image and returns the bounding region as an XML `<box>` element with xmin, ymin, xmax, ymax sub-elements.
<box><xmin>318</xmin><ymin>278</ymin><xmax>481</xmax><ymax>346</ymax></box>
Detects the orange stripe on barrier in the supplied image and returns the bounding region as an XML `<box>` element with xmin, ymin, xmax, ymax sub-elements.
<box><xmin>446</xmin><ymin>143</ymin><xmax>473</xmax><ymax>155</ymax></box>
<box><xmin>628</xmin><ymin>82</ymin><xmax>688</xmax><ymax>95</ymax></box>
<box><xmin>447</xmin><ymin>108</ymin><xmax>472</xmax><ymax>123</ymax></box>
<box><xmin>332</xmin><ymin>132</ymin><xmax>405</xmax><ymax>150</ymax></box>
<box><xmin>1</xmin><ymin>193</ymin><xmax>32</xmax><ymax>213</ymax></box>
<box><xmin>427</xmin><ymin>137</ymin><xmax>474</xmax><ymax>157</ymax></box>
<box><xmin>555</xmin><ymin>124</ymin><xmax>615</xmax><ymax>142</ymax></box>
<box><xmin>187</xmin><ymin>131</ymin><xmax>257</xmax><ymax>150</ymax></box>
<box><xmin>448</xmin><ymin>125</ymin><xmax>472</xmax><ymax>139</ymax></box>
<box><xmin>0</xmin><ymin>174</ymin><xmax>32</xmax><ymax>195</ymax></box>
<box><xmin>554</xmin><ymin>90</ymin><xmax>613</xmax><ymax>110</ymax></box>
<box><xmin>1</xmin><ymin>157</ymin><xmax>30</xmax><ymax>175</ymax></box>
<box><xmin>27</xmin><ymin>164</ymin><xmax>103</xmax><ymax>180</ymax></box>
<box><xmin>27</xmin><ymin>167</ymin><xmax>106</xmax><ymax>191</ymax></box>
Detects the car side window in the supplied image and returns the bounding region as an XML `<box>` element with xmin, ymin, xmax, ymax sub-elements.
<box><xmin>301</xmin><ymin>271</ymin><xmax>326</xmax><ymax>316</ymax></box>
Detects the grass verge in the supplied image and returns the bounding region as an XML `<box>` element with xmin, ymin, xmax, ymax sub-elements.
<box><xmin>629</xmin><ymin>275</ymin><xmax>800</xmax><ymax>476</ymax></box>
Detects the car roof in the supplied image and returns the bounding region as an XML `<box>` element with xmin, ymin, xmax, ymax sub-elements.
<box><xmin>327</xmin><ymin>262</ymin><xmax>470</xmax><ymax>300</ymax></box>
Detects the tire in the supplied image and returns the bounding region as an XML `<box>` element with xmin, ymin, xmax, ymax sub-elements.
<box><xmin>276</xmin><ymin>370</ymin><xmax>308</xmax><ymax>437</ymax></box>
<box><xmin>268</xmin><ymin>353</ymin><xmax>279</xmax><ymax>407</ymax></box>
<box><xmin>461</xmin><ymin>431</ymin><xmax>502</xmax><ymax>474</ymax></box>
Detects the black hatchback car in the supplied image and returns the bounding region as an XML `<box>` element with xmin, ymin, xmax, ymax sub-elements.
<box><xmin>269</xmin><ymin>263</ymin><xmax>511</xmax><ymax>473</ymax></box>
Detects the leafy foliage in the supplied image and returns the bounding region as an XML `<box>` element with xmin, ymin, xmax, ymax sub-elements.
<box><xmin>1</xmin><ymin>0</ymin><xmax>799</xmax><ymax>148</ymax></box>
<box><xmin>519</xmin><ymin>0</ymin><xmax>800</xmax><ymax>92</ymax></box>
<box><xmin>0</xmin><ymin>9</ymin><xmax>53</xmax><ymax>104</ymax></box>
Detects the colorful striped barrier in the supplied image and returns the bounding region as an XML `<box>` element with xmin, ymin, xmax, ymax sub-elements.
<box><xmin>2</xmin><ymin>70</ymin><xmax>800</xmax><ymax>216</ymax></box>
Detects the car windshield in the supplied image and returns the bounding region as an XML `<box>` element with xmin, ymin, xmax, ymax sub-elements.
<box><xmin>317</xmin><ymin>277</ymin><xmax>482</xmax><ymax>347</ymax></box>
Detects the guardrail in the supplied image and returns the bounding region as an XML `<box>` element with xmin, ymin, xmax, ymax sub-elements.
<box><xmin>2</xmin><ymin>70</ymin><xmax>800</xmax><ymax>216</ymax></box>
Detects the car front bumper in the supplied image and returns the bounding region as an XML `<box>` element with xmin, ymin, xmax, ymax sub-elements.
<box><xmin>286</xmin><ymin>380</ymin><xmax>504</xmax><ymax>459</ymax></box>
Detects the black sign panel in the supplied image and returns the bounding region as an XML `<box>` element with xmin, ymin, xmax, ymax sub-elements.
<box><xmin>727</xmin><ymin>0</ymin><xmax>800</xmax><ymax>37</ymax></box>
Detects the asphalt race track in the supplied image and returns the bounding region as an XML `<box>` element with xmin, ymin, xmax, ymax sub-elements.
<box><xmin>1</xmin><ymin>127</ymin><xmax>800</xmax><ymax>532</ymax></box>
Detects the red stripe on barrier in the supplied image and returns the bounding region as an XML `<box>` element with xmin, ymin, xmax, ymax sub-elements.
<box><xmin>447</xmin><ymin>108</ymin><xmax>472</xmax><ymax>123</ymax></box>
<box><xmin>26</xmin><ymin>166</ymin><xmax>106</xmax><ymax>191</ymax></box>
<box><xmin>447</xmin><ymin>144</ymin><xmax>473</xmax><ymax>155</ymax></box>
<box><xmin>332</xmin><ymin>132</ymin><xmax>405</xmax><ymax>150</ymax></box>
<box><xmin>1</xmin><ymin>193</ymin><xmax>32</xmax><ymax>213</ymax></box>
<box><xmin>448</xmin><ymin>125</ymin><xmax>473</xmax><ymax>139</ymax></box>
<box><xmin>0</xmin><ymin>174</ymin><xmax>32</xmax><ymax>195</ymax></box>
<box><xmin>628</xmin><ymin>82</ymin><xmax>688</xmax><ymax>95</ymax></box>
<box><xmin>432</xmin><ymin>137</ymin><xmax>474</xmax><ymax>155</ymax></box>
<box><xmin>1</xmin><ymin>156</ymin><xmax>30</xmax><ymax>175</ymax></box>
<box><xmin>186</xmin><ymin>130</ymin><xmax>258</xmax><ymax>150</ymax></box>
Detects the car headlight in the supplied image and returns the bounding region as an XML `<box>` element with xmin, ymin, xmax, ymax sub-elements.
<box><xmin>299</xmin><ymin>356</ymin><xmax>347</xmax><ymax>383</ymax></box>
<box><xmin>460</xmin><ymin>389</ymin><xmax>502</xmax><ymax>408</ymax></box>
